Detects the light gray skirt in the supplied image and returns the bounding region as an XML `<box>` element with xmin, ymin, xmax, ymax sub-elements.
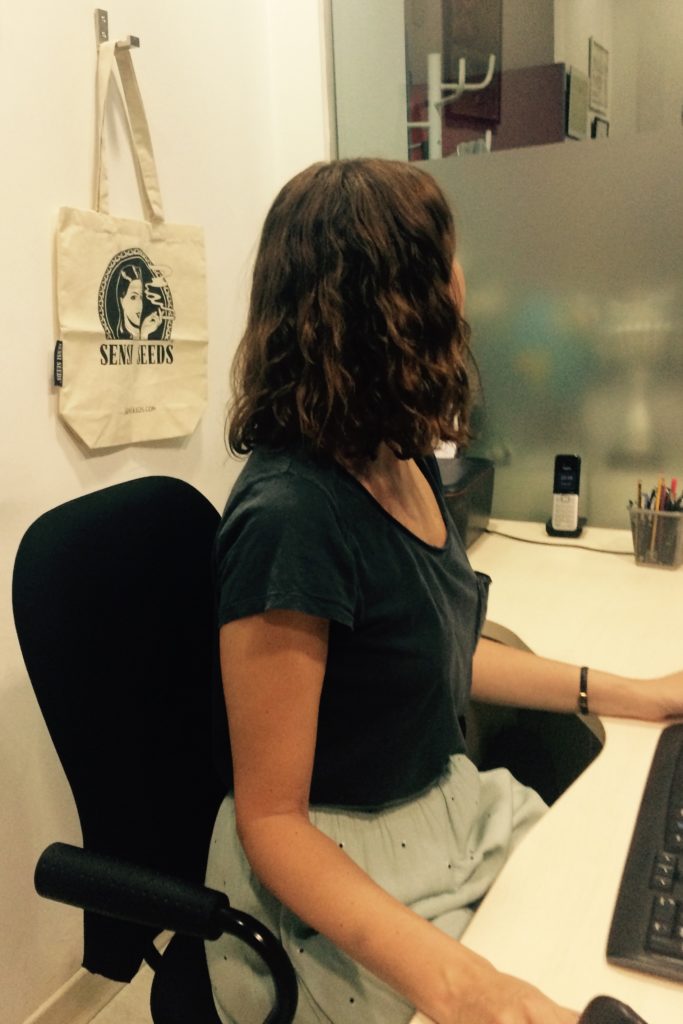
<box><xmin>204</xmin><ymin>754</ymin><xmax>545</xmax><ymax>1024</ymax></box>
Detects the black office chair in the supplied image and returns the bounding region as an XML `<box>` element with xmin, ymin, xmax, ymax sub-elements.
<box><xmin>12</xmin><ymin>476</ymin><xmax>297</xmax><ymax>1024</ymax></box>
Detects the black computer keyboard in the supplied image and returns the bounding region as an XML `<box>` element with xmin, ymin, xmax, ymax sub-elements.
<box><xmin>607</xmin><ymin>722</ymin><xmax>683</xmax><ymax>982</ymax></box>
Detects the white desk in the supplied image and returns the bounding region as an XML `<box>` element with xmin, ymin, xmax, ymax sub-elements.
<box><xmin>411</xmin><ymin>519</ymin><xmax>683</xmax><ymax>1024</ymax></box>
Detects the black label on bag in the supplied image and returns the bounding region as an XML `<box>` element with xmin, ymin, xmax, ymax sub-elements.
<box><xmin>54</xmin><ymin>340</ymin><xmax>63</xmax><ymax>386</ymax></box>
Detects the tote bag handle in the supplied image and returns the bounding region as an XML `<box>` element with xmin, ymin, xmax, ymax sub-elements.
<box><xmin>94</xmin><ymin>40</ymin><xmax>164</xmax><ymax>224</ymax></box>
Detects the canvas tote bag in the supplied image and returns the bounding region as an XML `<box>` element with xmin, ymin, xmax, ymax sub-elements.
<box><xmin>54</xmin><ymin>40</ymin><xmax>208</xmax><ymax>448</ymax></box>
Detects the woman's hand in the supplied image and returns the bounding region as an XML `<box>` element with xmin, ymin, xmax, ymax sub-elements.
<box><xmin>435</xmin><ymin>965</ymin><xmax>579</xmax><ymax>1024</ymax></box>
<box><xmin>629</xmin><ymin>671</ymin><xmax>683</xmax><ymax>721</ymax></box>
<box><xmin>140</xmin><ymin>309</ymin><xmax>163</xmax><ymax>338</ymax></box>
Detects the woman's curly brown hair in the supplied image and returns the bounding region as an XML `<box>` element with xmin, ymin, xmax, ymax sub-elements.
<box><xmin>227</xmin><ymin>158</ymin><xmax>473</xmax><ymax>464</ymax></box>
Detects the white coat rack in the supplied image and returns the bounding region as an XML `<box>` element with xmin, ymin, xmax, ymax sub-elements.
<box><xmin>407</xmin><ymin>52</ymin><xmax>496</xmax><ymax>159</ymax></box>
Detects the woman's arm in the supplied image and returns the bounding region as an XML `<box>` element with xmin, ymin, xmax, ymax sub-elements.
<box><xmin>471</xmin><ymin>637</ymin><xmax>683</xmax><ymax>720</ymax></box>
<box><xmin>221</xmin><ymin>610</ymin><xmax>578</xmax><ymax>1024</ymax></box>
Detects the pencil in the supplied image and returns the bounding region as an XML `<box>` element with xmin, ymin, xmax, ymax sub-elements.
<box><xmin>649</xmin><ymin>476</ymin><xmax>664</xmax><ymax>556</ymax></box>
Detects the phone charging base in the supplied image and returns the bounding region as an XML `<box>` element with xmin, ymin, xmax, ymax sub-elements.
<box><xmin>545</xmin><ymin>517</ymin><xmax>586</xmax><ymax>539</ymax></box>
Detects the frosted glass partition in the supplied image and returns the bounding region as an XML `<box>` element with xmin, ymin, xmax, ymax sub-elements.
<box><xmin>429</xmin><ymin>129</ymin><xmax>683</xmax><ymax>529</ymax></box>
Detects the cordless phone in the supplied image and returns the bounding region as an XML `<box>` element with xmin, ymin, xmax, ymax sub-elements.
<box><xmin>552</xmin><ymin>454</ymin><xmax>581</xmax><ymax>532</ymax></box>
<box><xmin>546</xmin><ymin>454</ymin><xmax>584</xmax><ymax>537</ymax></box>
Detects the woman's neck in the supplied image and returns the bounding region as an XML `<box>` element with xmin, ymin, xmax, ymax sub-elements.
<box><xmin>347</xmin><ymin>444</ymin><xmax>446</xmax><ymax>547</ymax></box>
<box><xmin>348</xmin><ymin>443</ymin><xmax>409</xmax><ymax>489</ymax></box>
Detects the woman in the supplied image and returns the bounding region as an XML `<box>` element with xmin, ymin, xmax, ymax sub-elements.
<box><xmin>115</xmin><ymin>262</ymin><xmax>164</xmax><ymax>340</ymax></box>
<box><xmin>206</xmin><ymin>159</ymin><xmax>683</xmax><ymax>1024</ymax></box>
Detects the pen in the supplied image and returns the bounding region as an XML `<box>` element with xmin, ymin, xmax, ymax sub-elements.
<box><xmin>649</xmin><ymin>477</ymin><xmax>664</xmax><ymax>556</ymax></box>
<box><xmin>632</xmin><ymin>478</ymin><xmax>682</xmax><ymax>510</ymax></box>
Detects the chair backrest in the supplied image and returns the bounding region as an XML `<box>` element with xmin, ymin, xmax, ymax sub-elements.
<box><xmin>13</xmin><ymin>476</ymin><xmax>224</xmax><ymax>982</ymax></box>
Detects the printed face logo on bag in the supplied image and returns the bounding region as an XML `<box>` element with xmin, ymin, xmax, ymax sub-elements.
<box><xmin>98</xmin><ymin>248</ymin><xmax>175</xmax><ymax>366</ymax></box>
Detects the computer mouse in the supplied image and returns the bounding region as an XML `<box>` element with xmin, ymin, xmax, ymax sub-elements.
<box><xmin>578</xmin><ymin>995</ymin><xmax>649</xmax><ymax>1024</ymax></box>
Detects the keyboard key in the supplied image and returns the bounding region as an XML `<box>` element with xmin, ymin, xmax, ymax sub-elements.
<box><xmin>652</xmin><ymin>896</ymin><xmax>677</xmax><ymax>923</ymax></box>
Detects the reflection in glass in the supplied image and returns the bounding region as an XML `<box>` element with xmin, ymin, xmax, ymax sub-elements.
<box><xmin>332</xmin><ymin>1</ymin><xmax>683</xmax><ymax>162</ymax></box>
<box><xmin>429</xmin><ymin>128</ymin><xmax>683</xmax><ymax>528</ymax></box>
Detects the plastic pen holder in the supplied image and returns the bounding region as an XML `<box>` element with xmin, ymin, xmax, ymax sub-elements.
<box><xmin>629</xmin><ymin>508</ymin><xmax>683</xmax><ymax>569</ymax></box>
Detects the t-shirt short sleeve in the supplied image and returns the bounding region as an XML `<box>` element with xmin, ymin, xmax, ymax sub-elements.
<box><xmin>214</xmin><ymin>468</ymin><xmax>357</xmax><ymax>629</ymax></box>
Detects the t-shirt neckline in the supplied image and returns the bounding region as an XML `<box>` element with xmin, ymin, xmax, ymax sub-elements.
<box><xmin>334</xmin><ymin>456</ymin><xmax>450</xmax><ymax>553</ymax></box>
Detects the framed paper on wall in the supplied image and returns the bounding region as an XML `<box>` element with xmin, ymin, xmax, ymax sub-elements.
<box><xmin>566</xmin><ymin>67</ymin><xmax>589</xmax><ymax>140</ymax></box>
<box><xmin>589</xmin><ymin>37</ymin><xmax>609</xmax><ymax>114</ymax></box>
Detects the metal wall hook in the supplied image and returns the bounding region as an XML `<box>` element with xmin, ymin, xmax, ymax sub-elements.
<box><xmin>116</xmin><ymin>36</ymin><xmax>141</xmax><ymax>51</ymax></box>
<box><xmin>95</xmin><ymin>9</ymin><xmax>140</xmax><ymax>49</ymax></box>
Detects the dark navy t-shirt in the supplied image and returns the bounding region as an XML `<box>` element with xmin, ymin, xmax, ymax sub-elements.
<box><xmin>213</xmin><ymin>446</ymin><xmax>489</xmax><ymax>808</ymax></box>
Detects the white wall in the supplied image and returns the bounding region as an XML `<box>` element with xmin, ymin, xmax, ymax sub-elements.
<box><xmin>555</xmin><ymin>1</ymin><xmax>683</xmax><ymax>137</ymax></box>
<box><xmin>331</xmin><ymin>0</ymin><xmax>409</xmax><ymax>159</ymax></box>
<box><xmin>554</xmin><ymin>0</ymin><xmax>615</xmax><ymax>69</ymax></box>
<box><xmin>610</xmin><ymin>1</ymin><xmax>639</xmax><ymax>138</ymax></box>
<box><xmin>634</xmin><ymin>0</ymin><xmax>683</xmax><ymax>134</ymax></box>
<box><xmin>0</xmin><ymin>2</ymin><xmax>330</xmax><ymax>1021</ymax></box>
